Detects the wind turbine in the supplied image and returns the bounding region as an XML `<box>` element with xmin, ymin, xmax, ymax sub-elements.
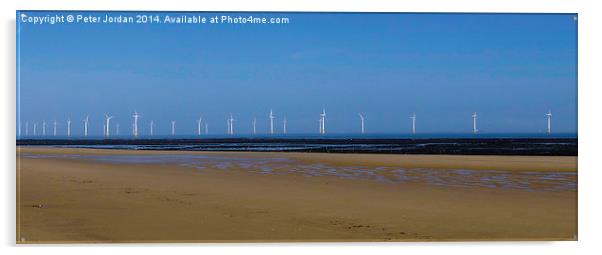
<box><xmin>546</xmin><ymin>110</ymin><xmax>552</xmax><ymax>135</ymax></box>
<box><xmin>132</xmin><ymin>110</ymin><xmax>141</xmax><ymax>137</ymax></box>
<box><xmin>171</xmin><ymin>121</ymin><xmax>176</xmax><ymax>136</ymax></box>
<box><xmin>197</xmin><ymin>116</ymin><xmax>203</xmax><ymax>136</ymax></box>
<box><xmin>283</xmin><ymin>117</ymin><xmax>287</xmax><ymax>134</ymax></box>
<box><xmin>269</xmin><ymin>109</ymin><xmax>275</xmax><ymax>134</ymax></box>
<box><xmin>25</xmin><ymin>122</ymin><xmax>29</xmax><ymax>136</ymax></box>
<box><xmin>53</xmin><ymin>120</ymin><xmax>57</xmax><ymax>136</ymax></box>
<box><xmin>42</xmin><ymin>120</ymin><xmax>46</xmax><ymax>136</ymax></box>
<box><xmin>33</xmin><ymin>122</ymin><xmax>37</xmax><ymax>136</ymax></box>
<box><xmin>67</xmin><ymin>118</ymin><xmax>72</xmax><ymax>137</ymax></box>
<box><xmin>104</xmin><ymin>114</ymin><xmax>114</xmax><ymax>137</ymax></box>
<box><xmin>149</xmin><ymin>120</ymin><xmax>154</xmax><ymax>136</ymax></box>
<box><xmin>358</xmin><ymin>113</ymin><xmax>365</xmax><ymax>134</ymax></box>
<box><xmin>320</xmin><ymin>108</ymin><xmax>327</xmax><ymax>134</ymax></box>
<box><xmin>83</xmin><ymin>116</ymin><xmax>89</xmax><ymax>137</ymax></box>
<box><xmin>410</xmin><ymin>113</ymin><xmax>416</xmax><ymax>134</ymax></box>
<box><xmin>253</xmin><ymin>117</ymin><xmax>257</xmax><ymax>135</ymax></box>
<box><xmin>228</xmin><ymin>114</ymin><xmax>235</xmax><ymax>135</ymax></box>
<box><xmin>472</xmin><ymin>112</ymin><xmax>478</xmax><ymax>134</ymax></box>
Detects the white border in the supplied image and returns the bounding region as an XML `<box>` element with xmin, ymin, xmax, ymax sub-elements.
<box><xmin>3</xmin><ymin>1</ymin><xmax>601</xmax><ymax>255</ymax></box>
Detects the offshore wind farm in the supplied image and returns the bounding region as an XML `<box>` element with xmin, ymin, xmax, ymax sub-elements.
<box><xmin>16</xmin><ymin>12</ymin><xmax>577</xmax><ymax>243</ymax></box>
<box><xmin>17</xmin><ymin>109</ymin><xmax>568</xmax><ymax>138</ymax></box>
<box><xmin>16</xmin><ymin>109</ymin><xmax>577</xmax><ymax>155</ymax></box>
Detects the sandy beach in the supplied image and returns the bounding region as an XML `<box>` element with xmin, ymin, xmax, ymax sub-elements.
<box><xmin>16</xmin><ymin>147</ymin><xmax>577</xmax><ymax>243</ymax></box>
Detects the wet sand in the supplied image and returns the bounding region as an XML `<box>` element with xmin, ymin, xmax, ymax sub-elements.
<box><xmin>16</xmin><ymin>147</ymin><xmax>577</xmax><ymax>243</ymax></box>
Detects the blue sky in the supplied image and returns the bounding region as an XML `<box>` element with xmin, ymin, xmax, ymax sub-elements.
<box><xmin>17</xmin><ymin>12</ymin><xmax>577</xmax><ymax>135</ymax></box>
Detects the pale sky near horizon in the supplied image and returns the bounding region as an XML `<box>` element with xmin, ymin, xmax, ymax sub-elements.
<box><xmin>17</xmin><ymin>12</ymin><xmax>577</xmax><ymax>135</ymax></box>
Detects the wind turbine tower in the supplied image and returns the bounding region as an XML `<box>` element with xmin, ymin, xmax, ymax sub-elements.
<box><xmin>53</xmin><ymin>120</ymin><xmax>57</xmax><ymax>136</ymax></box>
<box><xmin>472</xmin><ymin>112</ymin><xmax>478</xmax><ymax>134</ymax></box>
<box><xmin>150</xmin><ymin>120</ymin><xmax>154</xmax><ymax>136</ymax></box>
<box><xmin>228</xmin><ymin>114</ymin><xmax>235</xmax><ymax>135</ymax></box>
<box><xmin>33</xmin><ymin>123</ymin><xmax>37</xmax><ymax>136</ymax></box>
<box><xmin>253</xmin><ymin>117</ymin><xmax>257</xmax><ymax>135</ymax></box>
<box><xmin>197</xmin><ymin>116</ymin><xmax>203</xmax><ymax>136</ymax></box>
<box><xmin>25</xmin><ymin>122</ymin><xmax>29</xmax><ymax>136</ymax></box>
<box><xmin>227</xmin><ymin>119</ymin><xmax>231</xmax><ymax>134</ymax></box>
<box><xmin>269</xmin><ymin>109</ymin><xmax>275</xmax><ymax>134</ymax></box>
<box><xmin>546</xmin><ymin>110</ymin><xmax>552</xmax><ymax>135</ymax></box>
<box><xmin>283</xmin><ymin>117</ymin><xmax>287</xmax><ymax>134</ymax></box>
<box><xmin>205</xmin><ymin>123</ymin><xmax>209</xmax><ymax>134</ymax></box>
<box><xmin>83</xmin><ymin>116</ymin><xmax>89</xmax><ymax>137</ymax></box>
<box><xmin>104</xmin><ymin>114</ymin><xmax>114</xmax><ymax>137</ymax></box>
<box><xmin>116</xmin><ymin>123</ymin><xmax>120</xmax><ymax>136</ymax></box>
<box><xmin>358</xmin><ymin>113</ymin><xmax>365</xmax><ymax>134</ymax></box>
<box><xmin>320</xmin><ymin>109</ymin><xmax>327</xmax><ymax>134</ymax></box>
<box><xmin>410</xmin><ymin>113</ymin><xmax>416</xmax><ymax>134</ymax></box>
<box><xmin>132</xmin><ymin>110</ymin><xmax>141</xmax><ymax>137</ymax></box>
<box><xmin>67</xmin><ymin>118</ymin><xmax>72</xmax><ymax>137</ymax></box>
<box><xmin>42</xmin><ymin>120</ymin><xmax>46</xmax><ymax>136</ymax></box>
<box><xmin>318</xmin><ymin>118</ymin><xmax>322</xmax><ymax>133</ymax></box>
<box><xmin>171</xmin><ymin>121</ymin><xmax>176</xmax><ymax>136</ymax></box>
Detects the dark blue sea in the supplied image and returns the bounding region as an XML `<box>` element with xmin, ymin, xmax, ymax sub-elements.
<box><xmin>17</xmin><ymin>133</ymin><xmax>578</xmax><ymax>156</ymax></box>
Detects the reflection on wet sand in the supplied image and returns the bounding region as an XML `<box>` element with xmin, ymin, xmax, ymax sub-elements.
<box><xmin>22</xmin><ymin>153</ymin><xmax>576</xmax><ymax>192</ymax></box>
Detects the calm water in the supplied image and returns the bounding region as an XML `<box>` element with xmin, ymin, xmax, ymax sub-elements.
<box><xmin>17</xmin><ymin>134</ymin><xmax>578</xmax><ymax>155</ymax></box>
<box><xmin>17</xmin><ymin>132</ymin><xmax>578</xmax><ymax>140</ymax></box>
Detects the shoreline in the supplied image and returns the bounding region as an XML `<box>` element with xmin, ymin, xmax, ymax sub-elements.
<box><xmin>17</xmin><ymin>147</ymin><xmax>577</xmax><ymax>242</ymax></box>
<box><xmin>18</xmin><ymin>146</ymin><xmax>577</xmax><ymax>172</ymax></box>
